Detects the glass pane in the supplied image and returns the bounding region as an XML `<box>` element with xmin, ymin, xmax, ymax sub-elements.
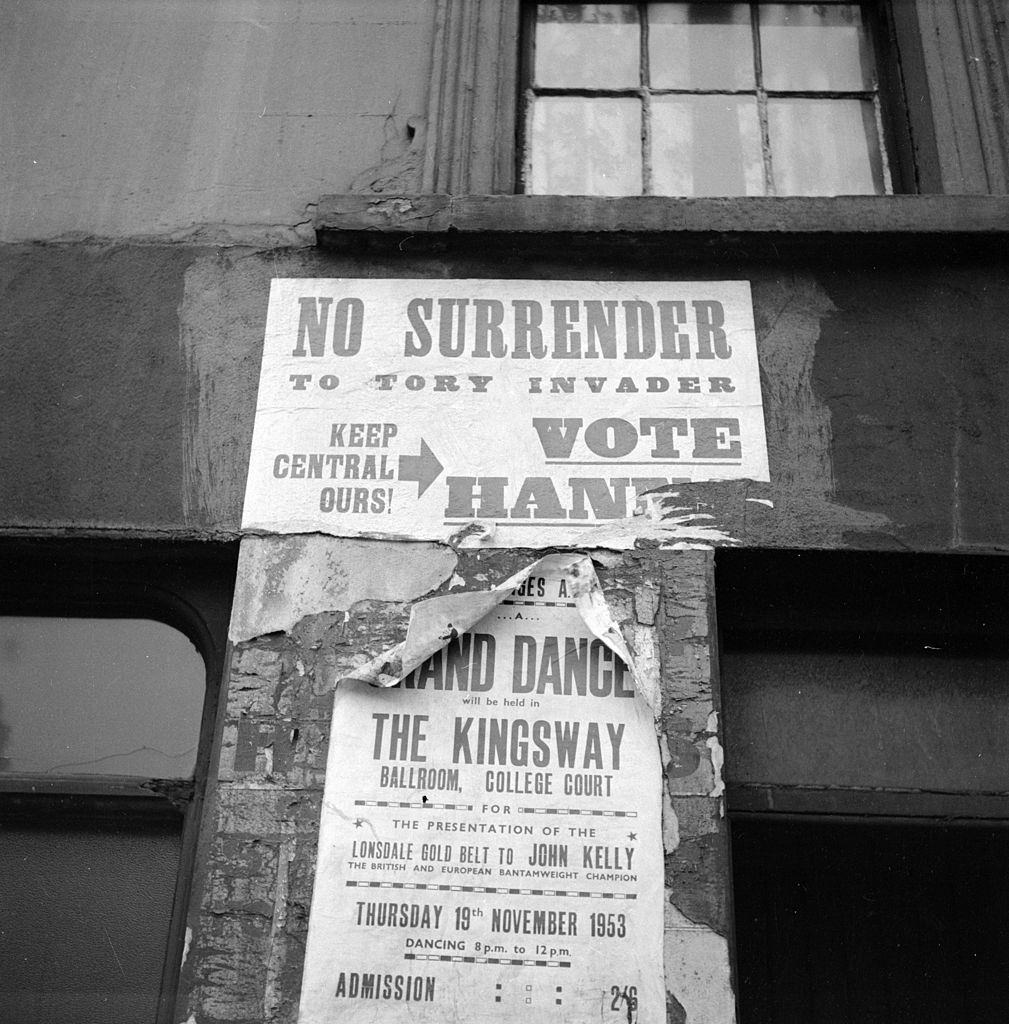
<box><xmin>649</xmin><ymin>3</ymin><xmax>755</xmax><ymax>90</ymax></box>
<box><xmin>721</xmin><ymin>650</ymin><xmax>1009</xmax><ymax>791</ymax></box>
<box><xmin>0</xmin><ymin>816</ymin><xmax>181</xmax><ymax>1023</ymax></box>
<box><xmin>768</xmin><ymin>98</ymin><xmax>884</xmax><ymax>195</ymax></box>
<box><xmin>534</xmin><ymin>4</ymin><xmax>639</xmax><ymax>88</ymax></box>
<box><xmin>529</xmin><ymin>96</ymin><xmax>643</xmax><ymax>195</ymax></box>
<box><xmin>652</xmin><ymin>95</ymin><xmax>764</xmax><ymax>196</ymax></box>
<box><xmin>759</xmin><ymin>3</ymin><xmax>874</xmax><ymax>91</ymax></box>
<box><xmin>0</xmin><ymin>617</ymin><xmax>205</xmax><ymax>777</ymax></box>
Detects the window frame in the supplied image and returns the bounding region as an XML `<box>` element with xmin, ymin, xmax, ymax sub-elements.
<box><xmin>517</xmin><ymin>1</ymin><xmax>901</xmax><ymax>198</ymax></box>
<box><xmin>418</xmin><ymin>0</ymin><xmax>1007</xmax><ymax>200</ymax></box>
<box><xmin>0</xmin><ymin>538</ymin><xmax>237</xmax><ymax>1024</ymax></box>
<box><xmin>716</xmin><ymin>548</ymin><xmax>1009</xmax><ymax>1022</ymax></box>
<box><xmin>715</xmin><ymin>547</ymin><xmax>1009</xmax><ymax>821</ymax></box>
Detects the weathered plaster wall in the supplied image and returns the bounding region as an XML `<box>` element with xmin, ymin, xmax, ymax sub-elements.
<box><xmin>814</xmin><ymin>269</ymin><xmax>1009</xmax><ymax>548</ymax></box>
<box><xmin>182</xmin><ymin>539</ymin><xmax>732</xmax><ymax>1024</ymax></box>
<box><xmin>0</xmin><ymin>0</ymin><xmax>433</xmax><ymax>244</ymax></box>
<box><xmin>0</xmin><ymin>244</ymin><xmax>202</xmax><ymax>530</ymax></box>
<box><xmin>4</xmin><ymin>242</ymin><xmax>1009</xmax><ymax>554</ymax></box>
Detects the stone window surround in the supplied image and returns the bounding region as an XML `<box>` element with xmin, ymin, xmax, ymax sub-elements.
<box><xmin>520</xmin><ymin>1</ymin><xmax>895</xmax><ymax>198</ymax></box>
<box><xmin>377</xmin><ymin>0</ymin><xmax>1009</xmax><ymax>203</ymax></box>
<box><xmin>319</xmin><ymin>1</ymin><xmax>1009</xmax><ymax>250</ymax></box>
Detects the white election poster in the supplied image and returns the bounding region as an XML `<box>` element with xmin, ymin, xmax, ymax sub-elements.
<box><xmin>243</xmin><ymin>279</ymin><xmax>767</xmax><ymax>546</ymax></box>
<box><xmin>298</xmin><ymin>556</ymin><xmax>664</xmax><ymax>1024</ymax></box>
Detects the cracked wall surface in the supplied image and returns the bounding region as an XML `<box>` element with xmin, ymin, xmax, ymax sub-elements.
<box><xmin>0</xmin><ymin>0</ymin><xmax>433</xmax><ymax>243</ymax></box>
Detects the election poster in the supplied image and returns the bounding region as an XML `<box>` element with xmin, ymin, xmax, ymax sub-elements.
<box><xmin>298</xmin><ymin>555</ymin><xmax>664</xmax><ymax>1023</ymax></box>
<box><xmin>243</xmin><ymin>278</ymin><xmax>767</xmax><ymax>547</ymax></box>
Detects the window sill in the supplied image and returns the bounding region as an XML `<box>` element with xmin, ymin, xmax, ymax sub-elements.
<box><xmin>314</xmin><ymin>194</ymin><xmax>1009</xmax><ymax>262</ymax></box>
<box><xmin>728</xmin><ymin>783</ymin><xmax>1009</xmax><ymax>821</ymax></box>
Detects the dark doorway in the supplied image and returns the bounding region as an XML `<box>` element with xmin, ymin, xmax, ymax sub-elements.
<box><xmin>731</xmin><ymin>815</ymin><xmax>1009</xmax><ymax>1024</ymax></box>
<box><xmin>717</xmin><ymin>550</ymin><xmax>1009</xmax><ymax>1024</ymax></box>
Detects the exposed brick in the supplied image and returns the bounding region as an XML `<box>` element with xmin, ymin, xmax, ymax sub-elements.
<box><xmin>233</xmin><ymin>646</ymin><xmax>284</xmax><ymax>680</ymax></box>
<box><xmin>665</xmin><ymin>831</ymin><xmax>729</xmax><ymax>936</ymax></box>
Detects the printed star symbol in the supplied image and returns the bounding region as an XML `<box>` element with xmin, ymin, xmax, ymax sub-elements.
<box><xmin>628</xmin><ymin>832</ymin><xmax>637</xmax><ymax>841</ymax></box>
<box><xmin>354</xmin><ymin>819</ymin><xmax>365</xmax><ymax>828</ymax></box>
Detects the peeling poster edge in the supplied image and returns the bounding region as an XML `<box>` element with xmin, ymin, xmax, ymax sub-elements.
<box><xmin>339</xmin><ymin>552</ymin><xmax>658</xmax><ymax>712</ymax></box>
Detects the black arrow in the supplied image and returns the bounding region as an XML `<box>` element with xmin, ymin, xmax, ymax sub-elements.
<box><xmin>398</xmin><ymin>439</ymin><xmax>444</xmax><ymax>497</ymax></box>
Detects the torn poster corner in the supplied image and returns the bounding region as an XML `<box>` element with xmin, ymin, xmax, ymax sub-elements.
<box><xmin>446</xmin><ymin>519</ymin><xmax>497</xmax><ymax>548</ymax></box>
<box><xmin>337</xmin><ymin>552</ymin><xmax>658</xmax><ymax>711</ymax></box>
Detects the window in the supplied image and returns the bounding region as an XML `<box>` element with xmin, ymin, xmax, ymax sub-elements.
<box><xmin>0</xmin><ymin>540</ymin><xmax>237</xmax><ymax>1024</ymax></box>
<box><xmin>417</xmin><ymin>0</ymin><xmax>1005</xmax><ymax>201</ymax></box>
<box><xmin>0</xmin><ymin>617</ymin><xmax>205</xmax><ymax>779</ymax></box>
<box><xmin>523</xmin><ymin>3</ymin><xmax>891</xmax><ymax>197</ymax></box>
<box><xmin>717</xmin><ymin>550</ymin><xmax>1009</xmax><ymax>1023</ymax></box>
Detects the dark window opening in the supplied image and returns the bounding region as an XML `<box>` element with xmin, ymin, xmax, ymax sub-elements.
<box><xmin>717</xmin><ymin>550</ymin><xmax>1009</xmax><ymax>1024</ymax></box>
<box><xmin>0</xmin><ymin>803</ymin><xmax>186</xmax><ymax>1024</ymax></box>
<box><xmin>731</xmin><ymin>815</ymin><xmax>1009</xmax><ymax>1024</ymax></box>
<box><xmin>0</xmin><ymin>539</ymin><xmax>237</xmax><ymax>1024</ymax></box>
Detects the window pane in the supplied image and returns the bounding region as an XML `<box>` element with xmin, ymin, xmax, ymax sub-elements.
<box><xmin>759</xmin><ymin>3</ymin><xmax>874</xmax><ymax>91</ymax></box>
<box><xmin>0</xmin><ymin>617</ymin><xmax>205</xmax><ymax>777</ymax></box>
<box><xmin>648</xmin><ymin>3</ymin><xmax>755</xmax><ymax>90</ymax></box>
<box><xmin>768</xmin><ymin>98</ymin><xmax>883</xmax><ymax>195</ymax></box>
<box><xmin>722</xmin><ymin>651</ymin><xmax>1009</xmax><ymax>791</ymax></box>
<box><xmin>732</xmin><ymin>819</ymin><xmax>1009</xmax><ymax>1024</ymax></box>
<box><xmin>0</xmin><ymin>815</ymin><xmax>181</xmax><ymax>1023</ymax></box>
<box><xmin>652</xmin><ymin>95</ymin><xmax>764</xmax><ymax>196</ymax></box>
<box><xmin>529</xmin><ymin>96</ymin><xmax>642</xmax><ymax>195</ymax></box>
<box><xmin>534</xmin><ymin>4</ymin><xmax>639</xmax><ymax>88</ymax></box>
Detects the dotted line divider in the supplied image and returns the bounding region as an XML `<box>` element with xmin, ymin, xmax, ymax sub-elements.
<box><xmin>355</xmin><ymin>799</ymin><xmax>473</xmax><ymax>810</ymax></box>
<box><xmin>405</xmin><ymin>953</ymin><xmax>571</xmax><ymax>968</ymax></box>
<box><xmin>346</xmin><ymin>880</ymin><xmax>636</xmax><ymax>899</ymax></box>
<box><xmin>519</xmin><ymin>807</ymin><xmax>638</xmax><ymax>817</ymax></box>
<box><xmin>500</xmin><ymin>599</ymin><xmax>577</xmax><ymax>608</ymax></box>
